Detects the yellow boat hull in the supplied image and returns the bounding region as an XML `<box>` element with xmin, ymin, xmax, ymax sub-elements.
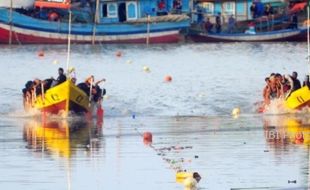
<box><xmin>31</xmin><ymin>80</ymin><xmax>90</xmax><ymax>115</ymax></box>
<box><xmin>285</xmin><ymin>86</ymin><xmax>310</xmax><ymax>110</ymax></box>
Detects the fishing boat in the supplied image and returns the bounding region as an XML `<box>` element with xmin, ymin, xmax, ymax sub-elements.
<box><xmin>24</xmin><ymin>80</ymin><xmax>91</xmax><ymax>116</ymax></box>
<box><xmin>189</xmin><ymin>27</ymin><xmax>308</xmax><ymax>43</ymax></box>
<box><xmin>285</xmin><ymin>86</ymin><xmax>310</xmax><ymax>110</ymax></box>
<box><xmin>0</xmin><ymin>0</ymin><xmax>190</xmax><ymax>44</ymax></box>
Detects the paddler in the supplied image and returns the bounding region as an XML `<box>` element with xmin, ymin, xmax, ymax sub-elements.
<box><xmin>56</xmin><ymin>67</ymin><xmax>67</xmax><ymax>85</ymax></box>
<box><xmin>265</xmin><ymin>75</ymin><xmax>281</xmax><ymax>104</ymax></box>
<box><xmin>291</xmin><ymin>71</ymin><xmax>301</xmax><ymax>92</ymax></box>
<box><xmin>263</xmin><ymin>77</ymin><xmax>271</xmax><ymax>105</ymax></box>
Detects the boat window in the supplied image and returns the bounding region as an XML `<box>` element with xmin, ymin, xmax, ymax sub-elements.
<box><xmin>223</xmin><ymin>1</ymin><xmax>235</xmax><ymax>15</ymax></box>
<box><xmin>107</xmin><ymin>3</ymin><xmax>118</xmax><ymax>18</ymax></box>
<box><xmin>199</xmin><ymin>2</ymin><xmax>214</xmax><ymax>14</ymax></box>
<box><xmin>102</xmin><ymin>4</ymin><xmax>107</xmax><ymax>17</ymax></box>
<box><xmin>126</xmin><ymin>2</ymin><xmax>138</xmax><ymax>20</ymax></box>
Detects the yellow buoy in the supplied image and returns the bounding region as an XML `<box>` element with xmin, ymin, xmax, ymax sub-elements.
<box><xmin>231</xmin><ymin>107</ymin><xmax>240</xmax><ymax>117</ymax></box>
<box><xmin>183</xmin><ymin>177</ymin><xmax>197</xmax><ymax>190</ymax></box>
<box><xmin>53</xmin><ymin>60</ymin><xmax>59</xmax><ymax>64</ymax></box>
<box><xmin>176</xmin><ymin>172</ymin><xmax>194</xmax><ymax>183</ymax></box>
<box><xmin>143</xmin><ymin>66</ymin><xmax>150</xmax><ymax>73</ymax></box>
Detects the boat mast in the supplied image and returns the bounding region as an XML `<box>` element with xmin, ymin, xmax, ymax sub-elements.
<box><xmin>92</xmin><ymin>0</ymin><xmax>100</xmax><ymax>45</ymax></box>
<box><xmin>66</xmin><ymin>10</ymin><xmax>72</xmax><ymax>75</ymax></box>
<box><xmin>307</xmin><ymin>3</ymin><xmax>310</xmax><ymax>70</ymax></box>
<box><xmin>8</xmin><ymin>0</ymin><xmax>12</xmax><ymax>45</ymax></box>
<box><xmin>146</xmin><ymin>15</ymin><xmax>150</xmax><ymax>46</ymax></box>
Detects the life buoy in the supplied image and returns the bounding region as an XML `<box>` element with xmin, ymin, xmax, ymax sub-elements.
<box><xmin>295</xmin><ymin>132</ymin><xmax>304</xmax><ymax>144</ymax></box>
<box><xmin>48</xmin><ymin>12</ymin><xmax>59</xmax><ymax>21</ymax></box>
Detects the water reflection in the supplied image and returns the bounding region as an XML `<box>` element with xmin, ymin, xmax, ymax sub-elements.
<box><xmin>23</xmin><ymin>118</ymin><xmax>103</xmax><ymax>158</ymax></box>
<box><xmin>264</xmin><ymin>115</ymin><xmax>310</xmax><ymax>146</ymax></box>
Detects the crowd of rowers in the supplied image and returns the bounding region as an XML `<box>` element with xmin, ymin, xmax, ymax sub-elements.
<box><xmin>22</xmin><ymin>67</ymin><xmax>106</xmax><ymax>105</ymax></box>
<box><xmin>263</xmin><ymin>71</ymin><xmax>309</xmax><ymax>104</ymax></box>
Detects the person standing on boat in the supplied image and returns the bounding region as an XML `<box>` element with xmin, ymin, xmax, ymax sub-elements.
<box><xmin>204</xmin><ymin>17</ymin><xmax>214</xmax><ymax>33</ymax></box>
<box><xmin>264</xmin><ymin>3</ymin><xmax>273</xmax><ymax>16</ymax></box>
<box><xmin>157</xmin><ymin>0</ymin><xmax>167</xmax><ymax>16</ymax></box>
<box><xmin>215</xmin><ymin>12</ymin><xmax>222</xmax><ymax>33</ymax></box>
<box><xmin>290</xmin><ymin>13</ymin><xmax>298</xmax><ymax>29</ymax></box>
<box><xmin>227</xmin><ymin>15</ymin><xmax>236</xmax><ymax>33</ymax></box>
<box><xmin>173</xmin><ymin>0</ymin><xmax>182</xmax><ymax>14</ymax></box>
<box><xmin>291</xmin><ymin>71</ymin><xmax>301</xmax><ymax>92</ymax></box>
<box><xmin>250</xmin><ymin>3</ymin><xmax>257</xmax><ymax>19</ymax></box>
<box><xmin>303</xmin><ymin>75</ymin><xmax>310</xmax><ymax>88</ymax></box>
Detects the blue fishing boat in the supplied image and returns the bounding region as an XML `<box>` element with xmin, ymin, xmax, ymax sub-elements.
<box><xmin>0</xmin><ymin>0</ymin><xmax>190</xmax><ymax>44</ymax></box>
<box><xmin>189</xmin><ymin>27</ymin><xmax>308</xmax><ymax>42</ymax></box>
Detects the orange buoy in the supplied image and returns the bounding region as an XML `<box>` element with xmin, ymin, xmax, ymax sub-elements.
<box><xmin>48</xmin><ymin>12</ymin><xmax>59</xmax><ymax>21</ymax></box>
<box><xmin>115</xmin><ymin>51</ymin><xmax>122</xmax><ymax>57</ymax></box>
<box><xmin>295</xmin><ymin>132</ymin><xmax>304</xmax><ymax>144</ymax></box>
<box><xmin>38</xmin><ymin>50</ymin><xmax>44</xmax><ymax>57</ymax></box>
<box><xmin>164</xmin><ymin>75</ymin><xmax>172</xmax><ymax>82</ymax></box>
<box><xmin>143</xmin><ymin>132</ymin><xmax>153</xmax><ymax>144</ymax></box>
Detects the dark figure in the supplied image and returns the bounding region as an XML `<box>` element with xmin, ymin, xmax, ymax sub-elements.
<box><xmin>227</xmin><ymin>15</ymin><xmax>235</xmax><ymax>33</ymax></box>
<box><xmin>77</xmin><ymin>83</ymin><xmax>90</xmax><ymax>96</ymax></box>
<box><xmin>93</xmin><ymin>79</ymin><xmax>106</xmax><ymax>102</ymax></box>
<box><xmin>291</xmin><ymin>71</ymin><xmax>301</xmax><ymax>92</ymax></box>
<box><xmin>215</xmin><ymin>13</ymin><xmax>222</xmax><ymax>33</ymax></box>
<box><xmin>303</xmin><ymin>75</ymin><xmax>310</xmax><ymax>88</ymax></box>
<box><xmin>173</xmin><ymin>0</ymin><xmax>182</xmax><ymax>14</ymax></box>
<box><xmin>57</xmin><ymin>68</ymin><xmax>67</xmax><ymax>85</ymax></box>
<box><xmin>22</xmin><ymin>81</ymin><xmax>34</xmax><ymax>97</ymax></box>
<box><xmin>77</xmin><ymin>76</ymin><xmax>95</xmax><ymax>96</ymax></box>
<box><xmin>264</xmin><ymin>3</ymin><xmax>273</xmax><ymax>16</ymax></box>
<box><xmin>250</xmin><ymin>3</ymin><xmax>257</xmax><ymax>19</ymax></box>
<box><xmin>291</xmin><ymin>13</ymin><xmax>298</xmax><ymax>29</ymax></box>
<box><xmin>196</xmin><ymin>6</ymin><xmax>204</xmax><ymax>24</ymax></box>
<box><xmin>43</xmin><ymin>78</ymin><xmax>54</xmax><ymax>92</ymax></box>
<box><xmin>93</xmin><ymin>85</ymin><xmax>104</xmax><ymax>102</ymax></box>
<box><xmin>204</xmin><ymin>17</ymin><xmax>213</xmax><ymax>33</ymax></box>
<box><xmin>157</xmin><ymin>0</ymin><xmax>167</xmax><ymax>16</ymax></box>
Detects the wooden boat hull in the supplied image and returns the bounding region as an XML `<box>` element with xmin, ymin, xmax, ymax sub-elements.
<box><xmin>285</xmin><ymin>86</ymin><xmax>310</xmax><ymax>110</ymax></box>
<box><xmin>189</xmin><ymin>28</ymin><xmax>308</xmax><ymax>43</ymax></box>
<box><xmin>30</xmin><ymin>80</ymin><xmax>90</xmax><ymax>116</ymax></box>
<box><xmin>0</xmin><ymin>8</ymin><xmax>189</xmax><ymax>44</ymax></box>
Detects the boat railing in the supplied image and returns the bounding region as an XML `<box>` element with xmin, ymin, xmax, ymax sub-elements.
<box><xmin>190</xmin><ymin>11</ymin><xmax>292</xmax><ymax>34</ymax></box>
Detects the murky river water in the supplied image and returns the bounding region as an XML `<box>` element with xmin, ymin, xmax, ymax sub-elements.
<box><xmin>0</xmin><ymin>43</ymin><xmax>309</xmax><ymax>189</ymax></box>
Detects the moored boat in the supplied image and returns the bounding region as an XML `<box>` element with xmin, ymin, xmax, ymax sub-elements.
<box><xmin>189</xmin><ymin>27</ymin><xmax>308</xmax><ymax>43</ymax></box>
<box><xmin>0</xmin><ymin>0</ymin><xmax>190</xmax><ymax>44</ymax></box>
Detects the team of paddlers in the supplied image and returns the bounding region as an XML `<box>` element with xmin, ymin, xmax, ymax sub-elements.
<box><xmin>22</xmin><ymin>67</ymin><xmax>106</xmax><ymax>108</ymax></box>
<box><xmin>263</xmin><ymin>71</ymin><xmax>309</xmax><ymax>105</ymax></box>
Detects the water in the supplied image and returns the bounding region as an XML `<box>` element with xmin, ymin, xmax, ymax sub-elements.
<box><xmin>0</xmin><ymin>43</ymin><xmax>309</xmax><ymax>189</ymax></box>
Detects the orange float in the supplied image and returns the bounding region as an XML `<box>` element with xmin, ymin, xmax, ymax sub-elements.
<box><xmin>164</xmin><ymin>75</ymin><xmax>172</xmax><ymax>82</ymax></box>
<box><xmin>143</xmin><ymin>132</ymin><xmax>153</xmax><ymax>144</ymax></box>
